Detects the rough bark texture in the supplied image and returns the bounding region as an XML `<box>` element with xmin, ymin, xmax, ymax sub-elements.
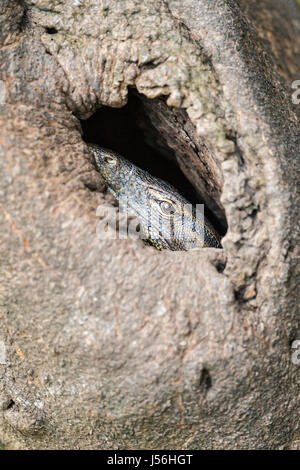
<box><xmin>0</xmin><ymin>0</ymin><xmax>299</xmax><ymax>449</ymax></box>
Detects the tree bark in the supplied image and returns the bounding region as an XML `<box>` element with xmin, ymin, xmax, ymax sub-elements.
<box><xmin>0</xmin><ymin>0</ymin><xmax>299</xmax><ymax>449</ymax></box>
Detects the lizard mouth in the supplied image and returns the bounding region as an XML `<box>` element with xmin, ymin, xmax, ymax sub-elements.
<box><xmin>81</xmin><ymin>88</ymin><xmax>228</xmax><ymax>238</ymax></box>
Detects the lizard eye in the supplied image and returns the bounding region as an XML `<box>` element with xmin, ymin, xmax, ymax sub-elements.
<box><xmin>160</xmin><ymin>200</ymin><xmax>176</xmax><ymax>215</ymax></box>
<box><xmin>103</xmin><ymin>155</ymin><xmax>117</xmax><ymax>165</ymax></box>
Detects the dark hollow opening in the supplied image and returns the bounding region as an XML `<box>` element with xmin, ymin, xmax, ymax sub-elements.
<box><xmin>199</xmin><ymin>368</ymin><xmax>212</xmax><ymax>392</ymax></box>
<box><xmin>81</xmin><ymin>89</ymin><xmax>227</xmax><ymax>237</ymax></box>
<box><xmin>45</xmin><ymin>27</ymin><xmax>58</xmax><ymax>34</ymax></box>
<box><xmin>4</xmin><ymin>399</ymin><xmax>15</xmax><ymax>410</ymax></box>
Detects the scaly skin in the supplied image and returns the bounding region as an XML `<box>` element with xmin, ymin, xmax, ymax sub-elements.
<box><xmin>89</xmin><ymin>144</ymin><xmax>222</xmax><ymax>250</ymax></box>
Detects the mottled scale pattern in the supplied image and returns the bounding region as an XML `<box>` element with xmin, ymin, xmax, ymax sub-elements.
<box><xmin>89</xmin><ymin>144</ymin><xmax>222</xmax><ymax>250</ymax></box>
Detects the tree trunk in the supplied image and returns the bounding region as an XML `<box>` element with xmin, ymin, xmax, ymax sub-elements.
<box><xmin>0</xmin><ymin>0</ymin><xmax>299</xmax><ymax>449</ymax></box>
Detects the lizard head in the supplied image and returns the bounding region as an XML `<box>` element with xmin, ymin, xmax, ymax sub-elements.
<box><xmin>89</xmin><ymin>143</ymin><xmax>221</xmax><ymax>250</ymax></box>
